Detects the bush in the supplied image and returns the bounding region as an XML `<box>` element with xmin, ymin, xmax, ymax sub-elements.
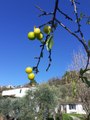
<box><xmin>63</xmin><ymin>114</ymin><xmax>73</xmax><ymax>120</ymax></box>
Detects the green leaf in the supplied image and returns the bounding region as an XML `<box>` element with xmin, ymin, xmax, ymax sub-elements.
<box><xmin>88</xmin><ymin>40</ymin><xmax>90</xmax><ymax>48</ymax></box>
<box><xmin>46</xmin><ymin>35</ymin><xmax>54</xmax><ymax>51</ymax></box>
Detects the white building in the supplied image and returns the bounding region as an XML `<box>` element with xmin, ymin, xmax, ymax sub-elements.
<box><xmin>60</xmin><ymin>103</ymin><xmax>86</xmax><ymax>114</ymax></box>
<box><xmin>2</xmin><ymin>87</ymin><xmax>36</xmax><ymax>98</ymax></box>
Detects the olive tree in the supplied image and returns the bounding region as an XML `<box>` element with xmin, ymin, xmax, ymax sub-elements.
<box><xmin>0</xmin><ymin>97</ymin><xmax>15</xmax><ymax>119</ymax></box>
<box><xmin>27</xmin><ymin>84</ymin><xmax>58</xmax><ymax>120</ymax></box>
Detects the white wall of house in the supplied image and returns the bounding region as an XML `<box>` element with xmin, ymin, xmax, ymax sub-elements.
<box><xmin>2</xmin><ymin>87</ymin><xmax>36</xmax><ymax>97</ymax></box>
<box><xmin>76</xmin><ymin>104</ymin><xmax>86</xmax><ymax>114</ymax></box>
<box><xmin>66</xmin><ymin>104</ymin><xmax>86</xmax><ymax>114</ymax></box>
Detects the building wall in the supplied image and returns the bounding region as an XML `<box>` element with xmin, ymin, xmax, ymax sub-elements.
<box><xmin>2</xmin><ymin>87</ymin><xmax>36</xmax><ymax>97</ymax></box>
<box><xmin>66</xmin><ymin>104</ymin><xmax>86</xmax><ymax>114</ymax></box>
<box><xmin>76</xmin><ymin>104</ymin><xmax>86</xmax><ymax>114</ymax></box>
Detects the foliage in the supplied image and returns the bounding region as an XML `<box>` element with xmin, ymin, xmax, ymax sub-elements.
<box><xmin>0</xmin><ymin>81</ymin><xmax>89</xmax><ymax>120</ymax></box>
<box><xmin>76</xmin><ymin>83</ymin><xmax>90</xmax><ymax>120</ymax></box>
<box><xmin>0</xmin><ymin>96</ymin><xmax>36</xmax><ymax>120</ymax></box>
<box><xmin>0</xmin><ymin>97</ymin><xmax>12</xmax><ymax>116</ymax></box>
<box><xmin>34</xmin><ymin>84</ymin><xmax>58</xmax><ymax>108</ymax></box>
<box><xmin>0</xmin><ymin>84</ymin><xmax>60</xmax><ymax>120</ymax></box>
<box><xmin>68</xmin><ymin>49</ymin><xmax>90</xmax><ymax>119</ymax></box>
<box><xmin>32</xmin><ymin>84</ymin><xmax>58</xmax><ymax>120</ymax></box>
<box><xmin>68</xmin><ymin>113</ymin><xmax>85</xmax><ymax>120</ymax></box>
<box><xmin>62</xmin><ymin>114</ymin><xmax>73</xmax><ymax>120</ymax></box>
<box><xmin>48</xmin><ymin>71</ymin><xmax>79</xmax><ymax>86</ymax></box>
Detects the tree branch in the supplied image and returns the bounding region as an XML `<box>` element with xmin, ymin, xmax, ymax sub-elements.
<box><xmin>51</xmin><ymin>0</ymin><xmax>59</xmax><ymax>30</ymax></box>
<box><xmin>33</xmin><ymin>35</ymin><xmax>50</xmax><ymax>73</ymax></box>
<box><xmin>35</xmin><ymin>5</ymin><xmax>46</xmax><ymax>14</ymax></box>
<box><xmin>71</xmin><ymin>0</ymin><xmax>84</xmax><ymax>39</ymax></box>
<box><xmin>55</xmin><ymin>19</ymin><xmax>90</xmax><ymax>54</ymax></box>
<box><xmin>39</xmin><ymin>21</ymin><xmax>52</xmax><ymax>28</ymax></box>
<box><xmin>57</xmin><ymin>8</ymin><xmax>73</xmax><ymax>21</ymax></box>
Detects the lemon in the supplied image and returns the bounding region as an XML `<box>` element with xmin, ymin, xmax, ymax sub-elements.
<box><xmin>43</xmin><ymin>26</ymin><xmax>51</xmax><ymax>34</ymax></box>
<box><xmin>25</xmin><ymin>67</ymin><xmax>33</xmax><ymax>74</ymax></box>
<box><xmin>34</xmin><ymin>27</ymin><xmax>41</xmax><ymax>36</ymax></box>
<box><xmin>37</xmin><ymin>33</ymin><xmax>44</xmax><ymax>40</ymax></box>
<box><xmin>28</xmin><ymin>32</ymin><xmax>35</xmax><ymax>40</ymax></box>
<box><xmin>28</xmin><ymin>73</ymin><xmax>35</xmax><ymax>80</ymax></box>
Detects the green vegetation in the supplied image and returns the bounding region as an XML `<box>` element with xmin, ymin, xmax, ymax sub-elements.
<box><xmin>68</xmin><ymin>113</ymin><xmax>86</xmax><ymax>120</ymax></box>
<box><xmin>62</xmin><ymin>114</ymin><xmax>73</xmax><ymax>120</ymax></box>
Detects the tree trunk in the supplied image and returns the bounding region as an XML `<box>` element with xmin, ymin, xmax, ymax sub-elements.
<box><xmin>53</xmin><ymin>111</ymin><xmax>56</xmax><ymax>120</ymax></box>
<box><xmin>58</xmin><ymin>105</ymin><xmax>63</xmax><ymax>120</ymax></box>
<box><xmin>43</xmin><ymin>107</ymin><xmax>49</xmax><ymax>120</ymax></box>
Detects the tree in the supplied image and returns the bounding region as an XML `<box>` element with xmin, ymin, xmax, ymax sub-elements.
<box><xmin>0</xmin><ymin>96</ymin><xmax>36</xmax><ymax>120</ymax></box>
<box><xmin>68</xmin><ymin>49</ymin><xmax>89</xmax><ymax>71</ymax></box>
<box><xmin>68</xmin><ymin>49</ymin><xmax>90</xmax><ymax>120</ymax></box>
<box><xmin>68</xmin><ymin>48</ymin><xmax>90</xmax><ymax>85</ymax></box>
<box><xmin>0</xmin><ymin>84</ymin><xmax>60</xmax><ymax>120</ymax></box>
<box><xmin>31</xmin><ymin>84</ymin><xmax>58</xmax><ymax>120</ymax></box>
<box><xmin>77</xmin><ymin>83</ymin><xmax>90</xmax><ymax>120</ymax></box>
<box><xmin>0</xmin><ymin>97</ymin><xmax>14</xmax><ymax>119</ymax></box>
<box><xmin>27</xmin><ymin>0</ymin><xmax>90</xmax><ymax>87</ymax></box>
<box><xmin>48</xmin><ymin>77</ymin><xmax>65</xmax><ymax>86</ymax></box>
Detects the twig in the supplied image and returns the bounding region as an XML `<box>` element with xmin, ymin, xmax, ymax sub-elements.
<box><xmin>57</xmin><ymin>8</ymin><xmax>73</xmax><ymax>21</ymax></box>
<box><xmin>55</xmin><ymin>19</ymin><xmax>87</xmax><ymax>50</ymax></box>
<box><xmin>33</xmin><ymin>35</ymin><xmax>50</xmax><ymax>73</ymax></box>
<box><xmin>35</xmin><ymin>5</ymin><xmax>46</xmax><ymax>14</ymax></box>
<box><xmin>71</xmin><ymin>0</ymin><xmax>84</xmax><ymax>39</ymax></box>
<box><xmin>51</xmin><ymin>0</ymin><xmax>59</xmax><ymax>30</ymax></box>
<box><xmin>38</xmin><ymin>12</ymin><xmax>53</xmax><ymax>17</ymax></box>
<box><xmin>35</xmin><ymin>5</ymin><xmax>53</xmax><ymax>17</ymax></box>
<box><xmin>39</xmin><ymin>21</ymin><xmax>52</xmax><ymax>28</ymax></box>
<box><xmin>34</xmin><ymin>0</ymin><xmax>60</xmax><ymax>72</ymax></box>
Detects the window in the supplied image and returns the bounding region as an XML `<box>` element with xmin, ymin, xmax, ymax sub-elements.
<box><xmin>69</xmin><ymin>104</ymin><xmax>76</xmax><ymax>110</ymax></box>
<box><xmin>20</xmin><ymin>89</ymin><xmax>22</xmax><ymax>93</ymax></box>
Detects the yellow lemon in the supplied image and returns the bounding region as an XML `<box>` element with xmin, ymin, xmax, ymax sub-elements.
<box><xmin>25</xmin><ymin>67</ymin><xmax>33</xmax><ymax>74</ymax></box>
<box><xmin>34</xmin><ymin>27</ymin><xmax>41</xmax><ymax>36</ymax></box>
<box><xmin>36</xmin><ymin>33</ymin><xmax>44</xmax><ymax>40</ymax></box>
<box><xmin>28</xmin><ymin>32</ymin><xmax>35</xmax><ymax>40</ymax></box>
<box><xmin>43</xmin><ymin>26</ymin><xmax>51</xmax><ymax>34</ymax></box>
<box><xmin>28</xmin><ymin>73</ymin><xmax>35</xmax><ymax>80</ymax></box>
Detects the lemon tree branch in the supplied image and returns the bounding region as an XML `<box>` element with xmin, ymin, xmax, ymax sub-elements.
<box><xmin>57</xmin><ymin>8</ymin><xmax>73</xmax><ymax>21</ymax></box>
<box><xmin>33</xmin><ymin>35</ymin><xmax>50</xmax><ymax>73</ymax></box>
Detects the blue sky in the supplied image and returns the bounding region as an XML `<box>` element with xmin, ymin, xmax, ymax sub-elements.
<box><xmin>0</xmin><ymin>0</ymin><xmax>90</xmax><ymax>86</ymax></box>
